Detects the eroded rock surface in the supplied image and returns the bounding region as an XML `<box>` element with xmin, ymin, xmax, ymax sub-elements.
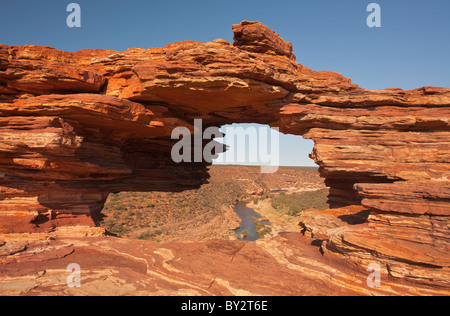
<box><xmin>1</xmin><ymin>232</ymin><xmax>447</xmax><ymax>296</ymax></box>
<box><xmin>0</xmin><ymin>21</ymin><xmax>449</xmax><ymax>293</ymax></box>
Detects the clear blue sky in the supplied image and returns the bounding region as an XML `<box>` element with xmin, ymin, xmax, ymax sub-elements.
<box><xmin>1</xmin><ymin>0</ymin><xmax>449</xmax><ymax>166</ymax></box>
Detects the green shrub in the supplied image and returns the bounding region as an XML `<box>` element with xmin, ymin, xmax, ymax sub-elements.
<box><xmin>271</xmin><ymin>189</ymin><xmax>329</xmax><ymax>216</ymax></box>
<box><xmin>255</xmin><ymin>220</ymin><xmax>272</xmax><ymax>238</ymax></box>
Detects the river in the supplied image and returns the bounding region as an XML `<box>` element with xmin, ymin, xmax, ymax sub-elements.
<box><xmin>234</xmin><ymin>202</ymin><xmax>270</xmax><ymax>241</ymax></box>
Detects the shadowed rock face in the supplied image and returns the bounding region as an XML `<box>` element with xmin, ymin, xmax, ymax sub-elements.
<box><xmin>0</xmin><ymin>21</ymin><xmax>449</xmax><ymax>290</ymax></box>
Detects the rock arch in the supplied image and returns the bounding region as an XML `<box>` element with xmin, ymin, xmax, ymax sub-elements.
<box><xmin>0</xmin><ymin>21</ymin><xmax>449</xmax><ymax>286</ymax></box>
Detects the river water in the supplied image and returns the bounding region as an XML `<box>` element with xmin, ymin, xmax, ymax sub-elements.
<box><xmin>234</xmin><ymin>202</ymin><xmax>270</xmax><ymax>241</ymax></box>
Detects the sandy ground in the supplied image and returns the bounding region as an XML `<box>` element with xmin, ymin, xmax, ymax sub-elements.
<box><xmin>247</xmin><ymin>199</ymin><xmax>301</xmax><ymax>238</ymax></box>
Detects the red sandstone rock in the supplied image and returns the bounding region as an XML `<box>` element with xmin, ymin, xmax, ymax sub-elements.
<box><xmin>0</xmin><ymin>21</ymin><xmax>449</xmax><ymax>292</ymax></box>
<box><xmin>232</xmin><ymin>20</ymin><xmax>296</xmax><ymax>61</ymax></box>
<box><xmin>1</xmin><ymin>232</ymin><xmax>448</xmax><ymax>296</ymax></box>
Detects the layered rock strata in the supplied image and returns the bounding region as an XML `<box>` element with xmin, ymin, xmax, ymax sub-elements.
<box><xmin>1</xmin><ymin>232</ymin><xmax>447</xmax><ymax>296</ymax></box>
<box><xmin>0</xmin><ymin>21</ymin><xmax>449</xmax><ymax>290</ymax></box>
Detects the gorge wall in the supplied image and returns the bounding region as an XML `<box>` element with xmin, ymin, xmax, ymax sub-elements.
<box><xmin>0</xmin><ymin>21</ymin><xmax>449</xmax><ymax>289</ymax></box>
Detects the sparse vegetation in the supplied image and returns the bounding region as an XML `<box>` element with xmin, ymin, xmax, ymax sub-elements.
<box><xmin>99</xmin><ymin>165</ymin><xmax>326</xmax><ymax>240</ymax></box>
<box><xmin>271</xmin><ymin>188</ymin><xmax>330</xmax><ymax>216</ymax></box>
<box><xmin>254</xmin><ymin>219</ymin><xmax>272</xmax><ymax>238</ymax></box>
<box><xmin>100</xmin><ymin>179</ymin><xmax>247</xmax><ymax>238</ymax></box>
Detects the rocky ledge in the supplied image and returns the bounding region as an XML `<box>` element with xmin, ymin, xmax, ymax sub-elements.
<box><xmin>0</xmin><ymin>21</ymin><xmax>449</xmax><ymax>294</ymax></box>
<box><xmin>1</xmin><ymin>232</ymin><xmax>447</xmax><ymax>296</ymax></box>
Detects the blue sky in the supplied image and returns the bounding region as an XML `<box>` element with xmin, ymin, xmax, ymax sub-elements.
<box><xmin>1</xmin><ymin>0</ymin><xmax>449</xmax><ymax>166</ymax></box>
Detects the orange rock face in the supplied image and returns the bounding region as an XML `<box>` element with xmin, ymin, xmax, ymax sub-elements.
<box><xmin>0</xmin><ymin>21</ymin><xmax>449</xmax><ymax>292</ymax></box>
